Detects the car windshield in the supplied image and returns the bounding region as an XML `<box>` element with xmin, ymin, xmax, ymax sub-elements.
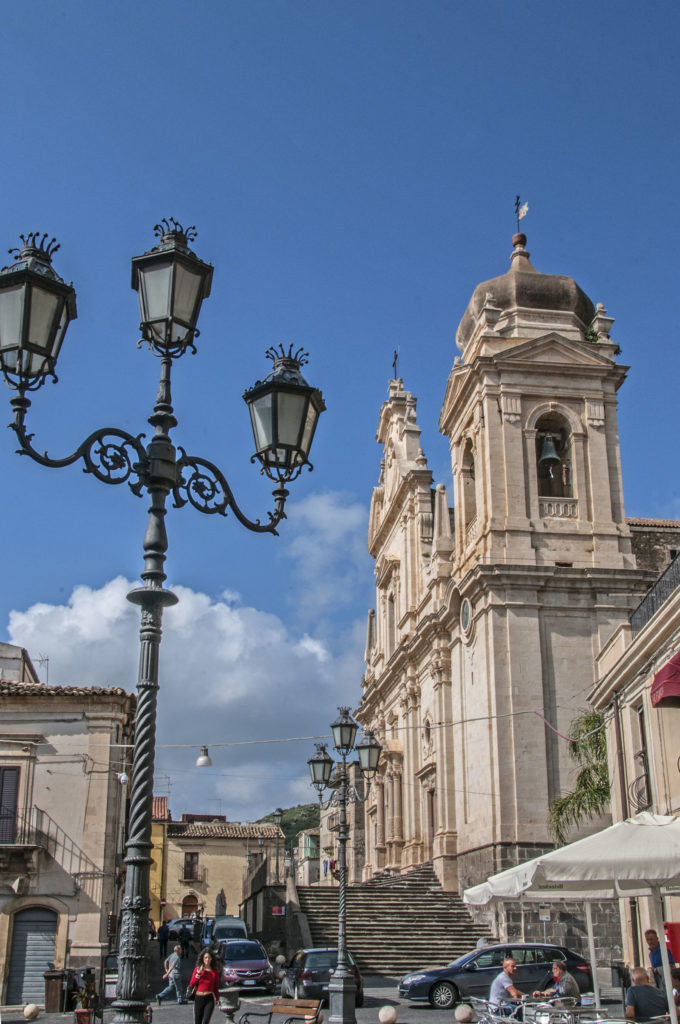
<box><xmin>304</xmin><ymin>951</ymin><xmax>355</xmax><ymax>969</ymax></box>
<box><xmin>306</xmin><ymin>952</ymin><xmax>338</xmax><ymax>969</ymax></box>
<box><xmin>215</xmin><ymin>927</ymin><xmax>246</xmax><ymax>940</ymax></box>
<box><xmin>223</xmin><ymin>943</ymin><xmax>265</xmax><ymax>961</ymax></box>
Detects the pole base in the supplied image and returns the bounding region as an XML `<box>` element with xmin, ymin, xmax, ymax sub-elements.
<box><xmin>327</xmin><ymin>973</ymin><xmax>357</xmax><ymax>1024</ymax></box>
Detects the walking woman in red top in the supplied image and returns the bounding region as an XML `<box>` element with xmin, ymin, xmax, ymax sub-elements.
<box><xmin>190</xmin><ymin>950</ymin><xmax>221</xmax><ymax>1024</ymax></box>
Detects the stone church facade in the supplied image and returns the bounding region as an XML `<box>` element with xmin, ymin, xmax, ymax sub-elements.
<box><xmin>357</xmin><ymin>231</ymin><xmax>671</xmax><ymax>897</ymax></box>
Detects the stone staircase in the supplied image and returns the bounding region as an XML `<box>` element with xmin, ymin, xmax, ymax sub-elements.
<box><xmin>296</xmin><ymin>862</ymin><xmax>490</xmax><ymax>976</ymax></box>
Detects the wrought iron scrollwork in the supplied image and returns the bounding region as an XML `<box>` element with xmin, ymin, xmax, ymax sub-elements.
<box><xmin>173</xmin><ymin>447</ymin><xmax>288</xmax><ymax>533</ymax></box>
<box><xmin>11</xmin><ymin>413</ymin><xmax>148</xmax><ymax>495</ymax></box>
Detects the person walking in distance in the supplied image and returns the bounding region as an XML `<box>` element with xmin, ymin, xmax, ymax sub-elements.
<box><xmin>157</xmin><ymin>920</ymin><xmax>169</xmax><ymax>961</ymax></box>
<box><xmin>190</xmin><ymin>949</ymin><xmax>220</xmax><ymax>1024</ymax></box>
<box><xmin>157</xmin><ymin>944</ymin><xmax>184</xmax><ymax>1005</ymax></box>
<box><xmin>179</xmin><ymin>922</ymin><xmax>192</xmax><ymax>959</ymax></box>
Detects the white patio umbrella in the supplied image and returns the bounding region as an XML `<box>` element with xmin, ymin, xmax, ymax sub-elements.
<box><xmin>463</xmin><ymin>812</ymin><xmax>680</xmax><ymax>1024</ymax></box>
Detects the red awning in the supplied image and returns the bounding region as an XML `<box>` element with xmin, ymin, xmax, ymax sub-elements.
<box><xmin>651</xmin><ymin>650</ymin><xmax>680</xmax><ymax>708</ymax></box>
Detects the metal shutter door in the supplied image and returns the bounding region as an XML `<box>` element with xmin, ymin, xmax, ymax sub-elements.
<box><xmin>6</xmin><ymin>907</ymin><xmax>58</xmax><ymax>1005</ymax></box>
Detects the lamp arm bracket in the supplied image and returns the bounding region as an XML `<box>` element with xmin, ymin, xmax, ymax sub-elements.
<box><xmin>318</xmin><ymin>790</ymin><xmax>340</xmax><ymax>812</ymax></box>
<box><xmin>10</xmin><ymin>418</ymin><xmax>148</xmax><ymax>494</ymax></box>
<box><xmin>173</xmin><ymin>448</ymin><xmax>288</xmax><ymax>534</ymax></box>
<box><xmin>347</xmin><ymin>785</ymin><xmax>369</xmax><ymax>805</ymax></box>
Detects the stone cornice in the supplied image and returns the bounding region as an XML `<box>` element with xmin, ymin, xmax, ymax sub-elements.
<box><xmin>441</xmin><ymin>333</ymin><xmax>628</xmax><ymax>434</ymax></box>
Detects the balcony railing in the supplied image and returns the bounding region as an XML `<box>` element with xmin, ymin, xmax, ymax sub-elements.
<box><xmin>539</xmin><ymin>497</ymin><xmax>578</xmax><ymax>519</ymax></box>
<box><xmin>465</xmin><ymin>513</ymin><xmax>478</xmax><ymax>545</ymax></box>
<box><xmin>630</xmin><ymin>553</ymin><xmax>680</xmax><ymax>636</ymax></box>
<box><xmin>0</xmin><ymin>806</ymin><xmax>106</xmax><ymax>900</ymax></box>
<box><xmin>179</xmin><ymin>866</ymin><xmax>206</xmax><ymax>884</ymax></box>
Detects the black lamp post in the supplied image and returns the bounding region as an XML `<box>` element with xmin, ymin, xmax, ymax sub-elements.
<box><xmin>273</xmin><ymin>807</ymin><xmax>283</xmax><ymax>883</ymax></box>
<box><xmin>0</xmin><ymin>223</ymin><xmax>325</xmax><ymax>1024</ymax></box>
<box><xmin>308</xmin><ymin>709</ymin><xmax>381</xmax><ymax>1024</ymax></box>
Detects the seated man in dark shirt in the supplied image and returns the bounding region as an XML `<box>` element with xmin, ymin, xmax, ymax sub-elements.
<box><xmin>533</xmin><ymin>960</ymin><xmax>581</xmax><ymax>1005</ymax></box>
<box><xmin>625</xmin><ymin>967</ymin><xmax>669</xmax><ymax>1021</ymax></box>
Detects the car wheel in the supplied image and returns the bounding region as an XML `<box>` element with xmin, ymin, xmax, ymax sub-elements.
<box><xmin>429</xmin><ymin>982</ymin><xmax>457</xmax><ymax>1009</ymax></box>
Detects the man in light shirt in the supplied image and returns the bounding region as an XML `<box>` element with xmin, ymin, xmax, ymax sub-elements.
<box><xmin>490</xmin><ymin>958</ymin><xmax>523</xmax><ymax>1013</ymax></box>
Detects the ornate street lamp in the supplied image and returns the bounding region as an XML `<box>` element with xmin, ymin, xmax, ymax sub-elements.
<box><xmin>0</xmin><ymin>221</ymin><xmax>325</xmax><ymax>1024</ymax></box>
<box><xmin>307</xmin><ymin>710</ymin><xmax>382</xmax><ymax>1024</ymax></box>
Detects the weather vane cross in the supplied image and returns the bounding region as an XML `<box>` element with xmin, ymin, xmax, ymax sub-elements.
<box><xmin>392</xmin><ymin>347</ymin><xmax>400</xmax><ymax>379</ymax></box>
<box><xmin>515</xmin><ymin>195</ymin><xmax>529</xmax><ymax>232</ymax></box>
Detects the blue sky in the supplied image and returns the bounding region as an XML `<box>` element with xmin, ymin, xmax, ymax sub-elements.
<box><xmin>1</xmin><ymin>0</ymin><xmax>678</xmax><ymax>821</ymax></box>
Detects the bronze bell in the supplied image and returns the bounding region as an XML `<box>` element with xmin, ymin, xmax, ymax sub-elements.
<box><xmin>538</xmin><ymin>433</ymin><xmax>560</xmax><ymax>466</ymax></box>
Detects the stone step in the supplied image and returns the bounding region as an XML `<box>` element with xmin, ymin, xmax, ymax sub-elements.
<box><xmin>296</xmin><ymin>862</ymin><xmax>489</xmax><ymax>974</ymax></box>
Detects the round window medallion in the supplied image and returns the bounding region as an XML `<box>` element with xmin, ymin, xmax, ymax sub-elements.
<box><xmin>461</xmin><ymin>598</ymin><xmax>472</xmax><ymax>635</ymax></box>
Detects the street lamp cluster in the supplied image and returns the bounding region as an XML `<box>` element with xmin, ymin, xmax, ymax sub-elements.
<box><xmin>0</xmin><ymin>222</ymin><xmax>325</xmax><ymax>1024</ymax></box>
<box><xmin>308</xmin><ymin>709</ymin><xmax>381</xmax><ymax>1024</ymax></box>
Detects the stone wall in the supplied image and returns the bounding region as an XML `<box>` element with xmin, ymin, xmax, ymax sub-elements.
<box><xmin>629</xmin><ymin>524</ymin><xmax>680</xmax><ymax>573</ymax></box>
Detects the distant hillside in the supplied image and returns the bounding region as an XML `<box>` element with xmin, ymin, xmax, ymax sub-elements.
<box><xmin>258</xmin><ymin>803</ymin><xmax>319</xmax><ymax>852</ymax></box>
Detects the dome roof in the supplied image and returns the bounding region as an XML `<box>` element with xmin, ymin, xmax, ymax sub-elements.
<box><xmin>457</xmin><ymin>234</ymin><xmax>595</xmax><ymax>351</ymax></box>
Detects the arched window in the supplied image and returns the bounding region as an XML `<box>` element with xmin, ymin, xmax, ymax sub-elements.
<box><xmin>535</xmin><ymin>413</ymin><xmax>572</xmax><ymax>498</ymax></box>
<box><xmin>462</xmin><ymin>439</ymin><xmax>477</xmax><ymax>524</ymax></box>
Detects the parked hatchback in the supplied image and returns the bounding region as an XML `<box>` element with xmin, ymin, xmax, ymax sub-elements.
<box><xmin>398</xmin><ymin>942</ymin><xmax>592</xmax><ymax>1009</ymax></box>
<box><xmin>281</xmin><ymin>948</ymin><xmax>364</xmax><ymax>1006</ymax></box>
<box><xmin>218</xmin><ymin>939</ymin><xmax>275</xmax><ymax>994</ymax></box>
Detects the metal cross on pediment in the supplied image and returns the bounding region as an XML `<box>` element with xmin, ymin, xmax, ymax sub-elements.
<box><xmin>392</xmin><ymin>347</ymin><xmax>399</xmax><ymax>379</ymax></box>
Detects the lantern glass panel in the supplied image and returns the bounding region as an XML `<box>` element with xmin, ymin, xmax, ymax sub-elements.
<box><xmin>0</xmin><ymin>285</ymin><xmax>24</xmax><ymax>353</ymax></box>
<box><xmin>309</xmin><ymin>756</ymin><xmax>333</xmax><ymax>786</ymax></box>
<box><xmin>53</xmin><ymin>304</ymin><xmax>71</xmax><ymax>359</ymax></box>
<box><xmin>357</xmin><ymin>736</ymin><xmax>381</xmax><ymax>775</ymax></box>
<box><xmin>138</xmin><ymin>261</ymin><xmax>173</xmax><ymax>323</ymax></box>
<box><xmin>249</xmin><ymin>393</ymin><xmax>273</xmax><ymax>451</ymax></box>
<box><xmin>173</xmin><ymin>264</ymin><xmax>204</xmax><ymax>326</ymax></box>
<box><xmin>28</xmin><ymin>286</ymin><xmax>60</xmax><ymax>352</ymax></box>
<box><xmin>300</xmin><ymin>401</ymin><xmax>319</xmax><ymax>459</ymax></box>
<box><xmin>22</xmin><ymin>350</ymin><xmax>47</xmax><ymax>376</ymax></box>
<box><xmin>332</xmin><ymin>718</ymin><xmax>358</xmax><ymax>754</ymax></box>
<box><xmin>276</xmin><ymin>390</ymin><xmax>307</xmax><ymax>447</ymax></box>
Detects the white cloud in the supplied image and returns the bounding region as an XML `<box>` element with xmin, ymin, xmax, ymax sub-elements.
<box><xmin>280</xmin><ymin>490</ymin><xmax>372</xmax><ymax>621</ymax></box>
<box><xmin>296</xmin><ymin>634</ymin><xmax>330</xmax><ymax>661</ymax></box>
<box><xmin>6</xmin><ymin>573</ymin><xmax>366</xmax><ymax>822</ymax></box>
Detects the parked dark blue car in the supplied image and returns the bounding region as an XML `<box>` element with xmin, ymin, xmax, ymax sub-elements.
<box><xmin>398</xmin><ymin>942</ymin><xmax>592</xmax><ymax>1009</ymax></box>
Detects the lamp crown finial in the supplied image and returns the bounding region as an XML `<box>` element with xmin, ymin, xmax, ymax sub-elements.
<box><xmin>265</xmin><ymin>344</ymin><xmax>309</xmax><ymax>369</ymax></box>
<box><xmin>8</xmin><ymin>232</ymin><xmax>61</xmax><ymax>263</ymax></box>
<box><xmin>153</xmin><ymin>218</ymin><xmax>197</xmax><ymax>248</ymax></box>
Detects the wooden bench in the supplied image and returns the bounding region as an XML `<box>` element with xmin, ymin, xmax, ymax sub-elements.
<box><xmin>238</xmin><ymin>998</ymin><xmax>323</xmax><ymax>1024</ymax></box>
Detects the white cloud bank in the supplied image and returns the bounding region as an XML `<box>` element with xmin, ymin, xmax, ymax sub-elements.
<box><xmin>6</xmin><ymin>491</ymin><xmax>373</xmax><ymax>823</ymax></box>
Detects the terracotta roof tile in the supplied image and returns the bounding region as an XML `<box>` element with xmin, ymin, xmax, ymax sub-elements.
<box><xmin>167</xmin><ymin>822</ymin><xmax>284</xmax><ymax>839</ymax></box>
<box><xmin>627</xmin><ymin>517</ymin><xmax>680</xmax><ymax>528</ymax></box>
<box><xmin>0</xmin><ymin>680</ymin><xmax>134</xmax><ymax>699</ymax></box>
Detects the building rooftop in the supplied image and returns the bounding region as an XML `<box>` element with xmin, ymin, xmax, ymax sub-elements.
<box><xmin>0</xmin><ymin>680</ymin><xmax>133</xmax><ymax>698</ymax></box>
<box><xmin>167</xmin><ymin>821</ymin><xmax>283</xmax><ymax>839</ymax></box>
<box><xmin>627</xmin><ymin>517</ymin><xmax>680</xmax><ymax>528</ymax></box>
